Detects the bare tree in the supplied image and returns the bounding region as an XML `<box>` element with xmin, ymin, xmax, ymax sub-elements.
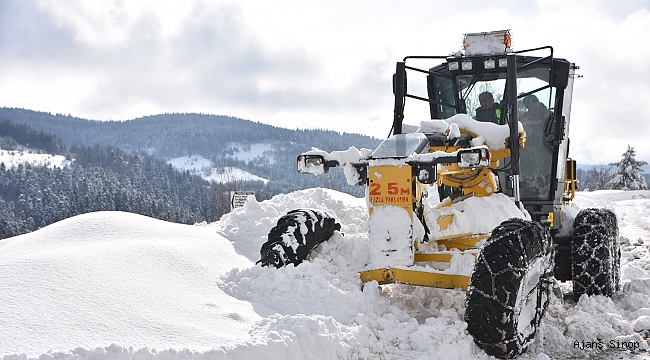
<box><xmin>591</xmin><ymin>165</ymin><xmax>613</xmax><ymax>190</ymax></box>
<box><xmin>211</xmin><ymin>161</ymin><xmax>247</xmax><ymax>217</ymax></box>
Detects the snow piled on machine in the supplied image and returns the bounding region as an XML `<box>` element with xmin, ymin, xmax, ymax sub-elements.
<box><xmin>461</xmin><ymin>30</ymin><xmax>513</xmax><ymax>57</ymax></box>
<box><xmin>423</xmin><ymin>192</ymin><xmax>528</xmax><ymax>238</ymax></box>
<box><xmin>1</xmin><ymin>188</ymin><xmax>650</xmax><ymax>359</ymax></box>
<box><xmin>301</xmin><ymin>114</ymin><xmax>522</xmax><ymax>188</ymax></box>
<box><xmin>301</xmin><ymin>146</ymin><xmax>373</xmax><ymax>185</ymax></box>
<box><xmin>416</xmin><ymin>114</ymin><xmax>523</xmax><ymax>151</ymax></box>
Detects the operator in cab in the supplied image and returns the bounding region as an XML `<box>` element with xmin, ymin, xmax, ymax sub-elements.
<box><xmin>520</xmin><ymin>94</ymin><xmax>549</xmax><ymax>122</ymax></box>
<box><xmin>475</xmin><ymin>92</ymin><xmax>502</xmax><ymax>124</ymax></box>
<box><xmin>519</xmin><ymin>94</ymin><xmax>552</xmax><ymax>197</ymax></box>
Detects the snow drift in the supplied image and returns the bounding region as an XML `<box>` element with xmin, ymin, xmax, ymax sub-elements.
<box><xmin>1</xmin><ymin>189</ymin><xmax>650</xmax><ymax>359</ymax></box>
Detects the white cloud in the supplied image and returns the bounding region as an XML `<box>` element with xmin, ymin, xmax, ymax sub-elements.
<box><xmin>0</xmin><ymin>0</ymin><xmax>649</xmax><ymax>163</ymax></box>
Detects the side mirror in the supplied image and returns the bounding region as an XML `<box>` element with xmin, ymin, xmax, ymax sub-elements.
<box><xmin>457</xmin><ymin>148</ymin><xmax>490</xmax><ymax>169</ymax></box>
<box><xmin>297</xmin><ymin>155</ymin><xmax>328</xmax><ymax>174</ymax></box>
<box><xmin>566</xmin><ymin>158</ymin><xmax>576</xmax><ymax>181</ymax></box>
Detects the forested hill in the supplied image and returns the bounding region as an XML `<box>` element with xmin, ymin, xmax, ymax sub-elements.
<box><xmin>0</xmin><ymin>119</ymin><xmax>66</xmax><ymax>154</ymax></box>
<box><xmin>0</xmin><ymin>108</ymin><xmax>380</xmax><ymax>160</ymax></box>
<box><xmin>0</xmin><ymin>146</ymin><xmax>217</xmax><ymax>239</ymax></box>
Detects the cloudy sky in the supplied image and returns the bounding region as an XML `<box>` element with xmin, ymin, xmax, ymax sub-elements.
<box><xmin>1</xmin><ymin>0</ymin><xmax>649</xmax><ymax>164</ymax></box>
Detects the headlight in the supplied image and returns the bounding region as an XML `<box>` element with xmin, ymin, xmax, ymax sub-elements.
<box><xmin>305</xmin><ymin>156</ymin><xmax>323</xmax><ymax>167</ymax></box>
<box><xmin>297</xmin><ymin>155</ymin><xmax>328</xmax><ymax>174</ymax></box>
<box><xmin>462</xmin><ymin>60</ymin><xmax>473</xmax><ymax>70</ymax></box>
<box><xmin>448</xmin><ymin>61</ymin><xmax>459</xmax><ymax>71</ymax></box>
<box><xmin>457</xmin><ymin>148</ymin><xmax>490</xmax><ymax>169</ymax></box>
<box><xmin>460</xmin><ymin>152</ymin><xmax>481</xmax><ymax>166</ymax></box>
<box><xmin>498</xmin><ymin>57</ymin><xmax>508</xmax><ymax>68</ymax></box>
<box><xmin>484</xmin><ymin>58</ymin><xmax>496</xmax><ymax>69</ymax></box>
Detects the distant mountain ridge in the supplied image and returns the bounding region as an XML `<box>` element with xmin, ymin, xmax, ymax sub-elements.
<box><xmin>0</xmin><ymin>107</ymin><xmax>382</xmax><ymax>198</ymax></box>
<box><xmin>0</xmin><ymin>108</ymin><xmax>379</xmax><ymax>159</ymax></box>
<box><xmin>3</xmin><ymin>107</ymin><xmax>647</xmax><ymax>193</ymax></box>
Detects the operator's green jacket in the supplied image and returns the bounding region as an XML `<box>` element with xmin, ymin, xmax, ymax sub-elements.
<box><xmin>475</xmin><ymin>107</ymin><xmax>502</xmax><ymax>124</ymax></box>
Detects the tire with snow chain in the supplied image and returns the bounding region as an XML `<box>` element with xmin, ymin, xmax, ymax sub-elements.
<box><xmin>257</xmin><ymin>209</ymin><xmax>341</xmax><ymax>268</ymax></box>
<box><xmin>465</xmin><ymin>218</ymin><xmax>554</xmax><ymax>359</ymax></box>
<box><xmin>571</xmin><ymin>208</ymin><xmax>620</xmax><ymax>301</ymax></box>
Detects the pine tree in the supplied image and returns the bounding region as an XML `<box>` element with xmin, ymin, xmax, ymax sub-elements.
<box><xmin>607</xmin><ymin>145</ymin><xmax>648</xmax><ymax>190</ymax></box>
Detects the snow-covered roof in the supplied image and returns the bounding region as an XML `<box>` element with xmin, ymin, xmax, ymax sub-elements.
<box><xmin>462</xmin><ymin>30</ymin><xmax>513</xmax><ymax>56</ymax></box>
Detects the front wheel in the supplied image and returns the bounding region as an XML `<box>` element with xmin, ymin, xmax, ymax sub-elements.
<box><xmin>257</xmin><ymin>209</ymin><xmax>340</xmax><ymax>268</ymax></box>
<box><xmin>465</xmin><ymin>218</ymin><xmax>554</xmax><ymax>359</ymax></box>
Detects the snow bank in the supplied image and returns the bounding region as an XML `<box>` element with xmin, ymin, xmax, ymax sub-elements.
<box><xmin>212</xmin><ymin>188</ymin><xmax>490</xmax><ymax>359</ymax></box>
<box><xmin>0</xmin><ymin>212</ymin><xmax>257</xmax><ymax>357</ymax></box>
<box><xmin>3</xmin><ymin>189</ymin><xmax>650</xmax><ymax>360</ymax></box>
<box><xmin>212</xmin><ymin>188</ymin><xmax>367</xmax><ymax>262</ymax></box>
<box><xmin>213</xmin><ymin>188</ymin><xmax>382</xmax><ymax>324</ymax></box>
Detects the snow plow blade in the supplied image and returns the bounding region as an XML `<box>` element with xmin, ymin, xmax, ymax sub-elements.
<box><xmin>434</xmin><ymin>233</ymin><xmax>490</xmax><ymax>251</ymax></box>
<box><xmin>360</xmin><ymin>268</ymin><xmax>470</xmax><ymax>290</ymax></box>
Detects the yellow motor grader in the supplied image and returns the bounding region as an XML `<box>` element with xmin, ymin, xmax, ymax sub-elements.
<box><xmin>258</xmin><ymin>30</ymin><xmax>620</xmax><ymax>359</ymax></box>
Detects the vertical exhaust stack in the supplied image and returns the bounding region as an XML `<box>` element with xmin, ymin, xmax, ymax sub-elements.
<box><xmin>392</xmin><ymin>62</ymin><xmax>406</xmax><ymax>136</ymax></box>
<box><xmin>506</xmin><ymin>52</ymin><xmax>521</xmax><ymax>205</ymax></box>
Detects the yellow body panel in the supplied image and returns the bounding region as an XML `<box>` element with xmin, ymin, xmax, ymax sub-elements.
<box><xmin>414</xmin><ymin>253</ymin><xmax>453</xmax><ymax>262</ymax></box>
<box><xmin>359</xmin><ymin>128</ymin><xmax>527</xmax><ymax>290</ymax></box>
<box><xmin>429</xmin><ymin>140</ymin><xmax>504</xmax><ymax>198</ymax></box>
<box><xmin>438</xmin><ymin>167</ymin><xmax>497</xmax><ymax>197</ymax></box>
<box><xmin>437</xmin><ymin>214</ymin><xmax>454</xmax><ymax>231</ymax></box>
<box><xmin>360</xmin><ymin>267</ymin><xmax>470</xmax><ymax>290</ymax></box>
<box><xmin>368</xmin><ymin>165</ymin><xmax>414</xmax><ymax>215</ymax></box>
<box><xmin>563</xmin><ymin>158</ymin><xmax>577</xmax><ymax>203</ymax></box>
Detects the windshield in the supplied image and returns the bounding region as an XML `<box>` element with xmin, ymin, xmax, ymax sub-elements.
<box><xmin>371</xmin><ymin>133</ymin><xmax>429</xmax><ymax>159</ymax></box>
<box><xmin>451</xmin><ymin>66</ymin><xmax>556</xmax><ymax>200</ymax></box>
<box><xmin>457</xmin><ymin>73</ymin><xmax>506</xmax><ymax>122</ymax></box>
<box><xmin>516</xmin><ymin>67</ymin><xmax>555</xmax><ymax>200</ymax></box>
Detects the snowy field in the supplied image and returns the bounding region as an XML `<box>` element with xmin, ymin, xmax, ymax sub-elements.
<box><xmin>166</xmin><ymin>143</ymin><xmax>274</xmax><ymax>183</ymax></box>
<box><xmin>227</xmin><ymin>143</ymin><xmax>276</xmax><ymax>165</ymax></box>
<box><xmin>1</xmin><ymin>188</ymin><xmax>650</xmax><ymax>359</ymax></box>
<box><xmin>168</xmin><ymin>155</ymin><xmax>269</xmax><ymax>184</ymax></box>
<box><xmin>0</xmin><ymin>148</ymin><xmax>70</xmax><ymax>169</ymax></box>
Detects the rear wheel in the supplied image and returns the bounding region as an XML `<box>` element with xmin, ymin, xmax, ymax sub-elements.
<box><xmin>465</xmin><ymin>218</ymin><xmax>554</xmax><ymax>359</ymax></box>
<box><xmin>571</xmin><ymin>208</ymin><xmax>620</xmax><ymax>300</ymax></box>
<box><xmin>258</xmin><ymin>209</ymin><xmax>340</xmax><ymax>268</ymax></box>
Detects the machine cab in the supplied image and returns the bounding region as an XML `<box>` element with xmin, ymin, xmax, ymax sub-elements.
<box><xmin>392</xmin><ymin>30</ymin><xmax>577</xmax><ymax>224</ymax></box>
